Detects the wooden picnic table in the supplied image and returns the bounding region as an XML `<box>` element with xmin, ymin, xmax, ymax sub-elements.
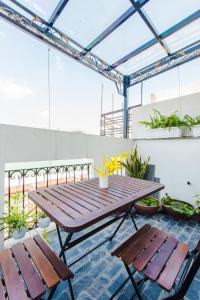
<box><xmin>29</xmin><ymin>175</ymin><xmax>164</xmax><ymax>265</ymax></box>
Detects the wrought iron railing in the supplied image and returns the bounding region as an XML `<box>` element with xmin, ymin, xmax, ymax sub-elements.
<box><xmin>4</xmin><ymin>163</ymin><xmax>91</xmax><ymax>239</ymax></box>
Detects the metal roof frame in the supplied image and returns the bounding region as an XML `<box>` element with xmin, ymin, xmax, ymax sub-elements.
<box><xmin>0</xmin><ymin>0</ymin><xmax>200</xmax><ymax>137</ymax></box>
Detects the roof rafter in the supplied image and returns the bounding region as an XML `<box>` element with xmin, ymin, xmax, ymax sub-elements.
<box><xmin>48</xmin><ymin>0</ymin><xmax>69</xmax><ymax>27</ymax></box>
<box><xmin>0</xmin><ymin>1</ymin><xmax>124</xmax><ymax>86</ymax></box>
<box><xmin>129</xmin><ymin>40</ymin><xmax>200</xmax><ymax>86</ymax></box>
<box><xmin>81</xmin><ymin>0</ymin><xmax>150</xmax><ymax>55</ymax></box>
<box><xmin>129</xmin><ymin>0</ymin><xmax>171</xmax><ymax>56</ymax></box>
<box><xmin>110</xmin><ymin>9</ymin><xmax>200</xmax><ymax>69</ymax></box>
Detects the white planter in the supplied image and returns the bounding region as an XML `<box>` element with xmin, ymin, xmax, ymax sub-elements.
<box><xmin>182</xmin><ymin>127</ymin><xmax>192</xmax><ymax>137</ymax></box>
<box><xmin>192</xmin><ymin>125</ymin><xmax>200</xmax><ymax>137</ymax></box>
<box><xmin>99</xmin><ymin>176</ymin><xmax>108</xmax><ymax>189</ymax></box>
<box><xmin>143</xmin><ymin>127</ymin><xmax>183</xmax><ymax>139</ymax></box>
<box><xmin>12</xmin><ymin>227</ymin><xmax>27</xmax><ymax>240</ymax></box>
<box><xmin>38</xmin><ymin>217</ymin><xmax>51</xmax><ymax>228</ymax></box>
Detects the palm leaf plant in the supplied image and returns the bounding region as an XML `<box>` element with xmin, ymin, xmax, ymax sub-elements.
<box><xmin>121</xmin><ymin>147</ymin><xmax>150</xmax><ymax>179</ymax></box>
<box><xmin>0</xmin><ymin>190</ymin><xmax>33</xmax><ymax>238</ymax></box>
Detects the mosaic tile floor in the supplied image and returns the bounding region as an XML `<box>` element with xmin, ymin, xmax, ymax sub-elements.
<box><xmin>47</xmin><ymin>213</ymin><xmax>200</xmax><ymax>300</ymax></box>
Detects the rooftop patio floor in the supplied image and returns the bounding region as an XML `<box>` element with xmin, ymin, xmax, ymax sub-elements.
<box><xmin>47</xmin><ymin>213</ymin><xmax>200</xmax><ymax>300</ymax></box>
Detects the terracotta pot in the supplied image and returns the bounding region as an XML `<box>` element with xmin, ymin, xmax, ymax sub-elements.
<box><xmin>192</xmin><ymin>213</ymin><xmax>200</xmax><ymax>223</ymax></box>
<box><xmin>134</xmin><ymin>203</ymin><xmax>160</xmax><ymax>215</ymax></box>
<box><xmin>162</xmin><ymin>204</ymin><xmax>191</xmax><ymax>221</ymax></box>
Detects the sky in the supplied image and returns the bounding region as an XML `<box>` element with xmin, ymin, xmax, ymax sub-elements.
<box><xmin>0</xmin><ymin>0</ymin><xmax>200</xmax><ymax>135</ymax></box>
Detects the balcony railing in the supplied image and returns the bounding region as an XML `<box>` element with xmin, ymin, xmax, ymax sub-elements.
<box><xmin>4</xmin><ymin>163</ymin><xmax>91</xmax><ymax>239</ymax></box>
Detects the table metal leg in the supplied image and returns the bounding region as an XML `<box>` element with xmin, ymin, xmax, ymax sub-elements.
<box><xmin>57</xmin><ymin>225</ymin><xmax>73</xmax><ymax>264</ymax></box>
<box><xmin>129</xmin><ymin>210</ymin><xmax>138</xmax><ymax>231</ymax></box>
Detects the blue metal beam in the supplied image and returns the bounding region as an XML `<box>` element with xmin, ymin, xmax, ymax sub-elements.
<box><xmin>129</xmin><ymin>40</ymin><xmax>200</xmax><ymax>86</ymax></box>
<box><xmin>81</xmin><ymin>0</ymin><xmax>150</xmax><ymax>55</ymax></box>
<box><xmin>129</xmin><ymin>0</ymin><xmax>170</xmax><ymax>56</ymax></box>
<box><xmin>123</xmin><ymin>76</ymin><xmax>130</xmax><ymax>138</ymax></box>
<box><xmin>48</xmin><ymin>0</ymin><xmax>69</xmax><ymax>26</ymax></box>
<box><xmin>110</xmin><ymin>9</ymin><xmax>200</xmax><ymax>69</ymax></box>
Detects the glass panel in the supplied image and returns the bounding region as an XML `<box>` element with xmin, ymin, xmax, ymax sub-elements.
<box><xmin>163</xmin><ymin>19</ymin><xmax>200</xmax><ymax>52</ymax></box>
<box><xmin>142</xmin><ymin>0</ymin><xmax>200</xmax><ymax>33</ymax></box>
<box><xmin>55</xmin><ymin>0</ymin><xmax>131</xmax><ymax>46</ymax></box>
<box><xmin>16</xmin><ymin>0</ymin><xmax>60</xmax><ymax>19</ymax></box>
<box><xmin>93</xmin><ymin>13</ymin><xmax>155</xmax><ymax>64</ymax></box>
<box><xmin>118</xmin><ymin>44</ymin><xmax>166</xmax><ymax>74</ymax></box>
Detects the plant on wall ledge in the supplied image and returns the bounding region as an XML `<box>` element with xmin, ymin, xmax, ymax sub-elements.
<box><xmin>139</xmin><ymin>109</ymin><xmax>186</xmax><ymax>130</ymax></box>
<box><xmin>121</xmin><ymin>147</ymin><xmax>149</xmax><ymax>179</ymax></box>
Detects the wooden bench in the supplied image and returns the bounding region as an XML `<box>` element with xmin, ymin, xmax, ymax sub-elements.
<box><xmin>0</xmin><ymin>235</ymin><xmax>74</xmax><ymax>300</ymax></box>
<box><xmin>112</xmin><ymin>224</ymin><xmax>200</xmax><ymax>300</ymax></box>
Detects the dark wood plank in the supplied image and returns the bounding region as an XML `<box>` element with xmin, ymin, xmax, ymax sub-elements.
<box><xmin>133</xmin><ymin>231</ymin><xmax>168</xmax><ymax>271</ymax></box>
<box><xmin>12</xmin><ymin>243</ymin><xmax>45</xmax><ymax>299</ymax></box>
<box><xmin>157</xmin><ymin>242</ymin><xmax>189</xmax><ymax>291</ymax></box>
<box><xmin>76</xmin><ymin>181</ymin><xmax>122</xmax><ymax>200</ymax></box>
<box><xmin>59</xmin><ymin>185</ymin><xmax>109</xmax><ymax>207</ymax></box>
<box><xmin>87</xmin><ymin>180</ymin><xmax>133</xmax><ymax>197</ymax></box>
<box><xmin>0</xmin><ymin>280</ymin><xmax>5</xmax><ymax>300</ymax></box>
<box><xmin>29</xmin><ymin>191</ymin><xmax>75</xmax><ymax>231</ymax></box>
<box><xmin>24</xmin><ymin>238</ymin><xmax>60</xmax><ymax>288</ymax></box>
<box><xmin>0</xmin><ymin>249</ymin><xmax>28</xmax><ymax>300</ymax></box>
<box><xmin>112</xmin><ymin>224</ymin><xmax>151</xmax><ymax>257</ymax></box>
<box><xmin>39</xmin><ymin>190</ymin><xmax>81</xmax><ymax>218</ymax></box>
<box><xmin>46</xmin><ymin>188</ymin><xmax>92</xmax><ymax>213</ymax></box>
<box><xmin>121</xmin><ymin>227</ymin><xmax>159</xmax><ymax>265</ymax></box>
<box><xmin>34</xmin><ymin>235</ymin><xmax>73</xmax><ymax>280</ymax></box>
<box><xmin>144</xmin><ymin>236</ymin><xmax>178</xmax><ymax>281</ymax></box>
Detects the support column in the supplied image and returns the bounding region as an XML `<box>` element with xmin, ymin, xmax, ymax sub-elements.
<box><xmin>123</xmin><ymin>76</ymin><xmax>130</xmax><ymax>139</ymax></box>
<box><xmin>0</xmin><ymin>126</ymin><xmax>5</xmax><ymax>249</ymax></box>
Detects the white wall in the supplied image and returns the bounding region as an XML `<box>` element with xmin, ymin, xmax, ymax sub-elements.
<box><xmin>132</xmin><ymin>93</ymin><xmax>200</xmax><ymax>205</ymax></box>
<box><xmin>0</xmin><ymin>124</ymin><xmax>134</xmax><ymax>248</ymax></box>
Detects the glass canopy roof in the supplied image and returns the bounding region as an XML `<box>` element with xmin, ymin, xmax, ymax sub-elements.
<box><xmin>1</xmin><ymin>0</ymin><xmax>200</xmax><ymax>85</ymax></box>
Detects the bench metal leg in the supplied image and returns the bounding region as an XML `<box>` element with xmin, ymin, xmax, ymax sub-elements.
<box><xmin>125</xmin><ymin>264</ymin><xmax>143</xmax><ymax>300</ymax></box>
<box><xmin>68</xmin><ymin>278</ymin><xmax>75</xmax><ymax>300</ymax></box>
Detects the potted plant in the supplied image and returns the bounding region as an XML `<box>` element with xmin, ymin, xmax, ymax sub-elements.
<box><xmin>38</xmin><ymin>210</ymin><xmax>51</xmax><ymax>228</ymax></box>
<box><xmin>134</xmin><ymin>196</ymin><xmax>160</xmax><ymax>215</ymax></box>
<box><xmin>162</xmin><ymin>194</ymin><xmax>194</xmax><ymax>220</ymax></box>
<box><xmin>192</xmin><ymin>194</ymin><xmax>200</xmax><ymax>222</ymax></box>
<box><xmin>139</xmin><ymin>110</ymin><xmax>187</xmax><ymax>139</ymax></box>
<box><xmin>191</xmin><ymin>116</ymin><xmax>200</xmax><ymax>137</ymax></box>
<box><xmin>121</xmin><ymin>147</ymin><xmax>150</xmax><ymax>179</ymax></box>
<box><xmin>94</xmin><ymin>153</ymin><xmax>127</xmax><ymax>188</ymax></box>
<box><xmin>0</xmin><ymin>191</ymin><xmax>32</xmax><ymax>239</ymax></box>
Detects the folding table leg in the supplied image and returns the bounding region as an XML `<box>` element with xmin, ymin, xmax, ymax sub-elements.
<box><xmin>129</xmin><ymin>210</ymin><xmax>138</xmax><ymax>231</ymax></box>
<box><xmin>125</xmin><ymin>264</ymin><xmax>143</xmax><ymax>300</ymax></box>
<box><xmin>57</xmin><ymin>225</ymin><xmax>73</xmax><ymax>264</ymax></box>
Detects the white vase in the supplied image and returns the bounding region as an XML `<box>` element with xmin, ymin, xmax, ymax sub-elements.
<box><xmin>99</xmin><ymin>176</ymin><xmax>108</xmax><ymax>189</ymax></box>
<box><xmin>38</xmin><ymin>217</ymin><xmax>51</xmax><ymax>228</ymax></box>
<box><xmin>12</xmin><ymin>227</ymin><xmax>27</xmax><ymax>240</ymax></box>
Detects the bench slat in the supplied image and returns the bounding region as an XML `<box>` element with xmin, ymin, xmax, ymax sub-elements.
<box><xmin>158</xmin><ymin>242</ymin><xmax>189</xmax><ymax>291</ymax></box>
<box><xmin>133</xmin><ymin>231</ymin><xmax>168</xmax><ymax>271</ymax></box>
<box><xmin>144</xmin><ymin>236</ymin><xmax>178</xmax><ymax>280</ymax></box>
<box><xmin>112</xmin><ymin>224</ymin><xmax>151</xmax><ymax>257</ymax></box>
<box><xmin>0</xmin><ymin>249</ymin><xmax>28</xmax><ymax>300</ymax></box>
<box><xmin>12</xmin><ymin>242</ymin><xmax>46</xmax><ymax>299</ymax></box>
<box><xmin>34</xmin><ymin>235</ymin><xmax>73</xmax><ymax>280</ymax></box>
<box><xmin>121</xmin><ymin>227</ymin><xmax>159</xmax><ymax>265</ymax></box>
<box><xmin>24</xmin><ymin>238</ymin><xmax>60</xmax><ymax>288</ymax></box>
